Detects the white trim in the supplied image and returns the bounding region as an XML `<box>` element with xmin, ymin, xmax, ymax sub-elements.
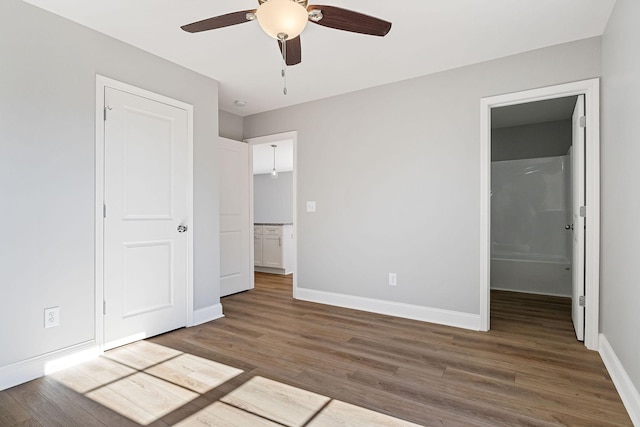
<box><xmin>186</xmin><ymin>101</ymin><xmax>195</xmax><ymax>327</ymax></box>
<box><xmin>254</xmin><ymin>266</ymin><xmax>292</xmax><ymax>275</ymax></box>
<box><xmin>296</xmin><ymin>288</ymin><xmax>481</xmax><ymax>331</ymax></box>
<box><xmin>480</xmin><ymin>95</ymin><xmax>491</xmax><ymax>332</ymax></box>
<box><xmin>95</xmin><ymin>79</ymin><xmax>106</xmax><ymax>351</ymax></box>
<box><xmin>599</xmin><ymin>334</ymin><xmax>640</xmax><ymax>426</ymax></box>
<box><xmin>248</xmin><ymin>141</ymin><xmax>256</xmax><ymax>291</ymax></box>
<box><xmin>95</xmin><ymin>75</ymin><xmax>195</xmax><ymax>344</ymax></box>
<box><xmin>583</xmin><ymin>81</ymin><xmax>601</xmax><ymax>351</ymax></box>
<box><xmin>490</xmin><ymin>287</ymin><xmax>572</xmax><ymax>299</ymax></box>
<box><xmin>245</xmin><ymin>131</ymin><xmax>298</xmax><ymax>298</ymax></box>
<box><xmin>192</xmin><ymin>304</ymin><xmax>225</xmax><ymax>326</ymax></box>
<box><xmin>480</xmin><ymin>79</ymin><xmax>601</xmax><ymax>349</ymax></box>
<box><xmin>0</xmin><ymin>341</ymin><xmax>99</xmax><ymax>391</ymax></box>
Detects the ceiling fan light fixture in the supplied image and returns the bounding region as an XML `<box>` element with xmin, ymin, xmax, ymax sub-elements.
<box><xmin>256</xmin><ymin>0</ymin><xmax>309</xmax><ymax>40</ymax></box>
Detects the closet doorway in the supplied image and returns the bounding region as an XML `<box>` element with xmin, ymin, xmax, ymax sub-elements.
<box><xmin>480</xmin><ymin>79</ymin><xmax>600</xmax><ymax>350</ymax></box>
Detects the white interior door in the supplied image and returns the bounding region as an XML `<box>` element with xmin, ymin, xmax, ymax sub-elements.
<box><xmin>571</xmin><ymin>94</ymin><xmax>586</xmax><ymax>341</ymax></box>
<box><xmin>104</xmin><ymin>87</ymin><xmax>189</xmax><ymax>349</ymax></box>
<box><xmin>218</xmin><ymin>137</ymin><xmax>252</xmax><ymax>297</ymax></box>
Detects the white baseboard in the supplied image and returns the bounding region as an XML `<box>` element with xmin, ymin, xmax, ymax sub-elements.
<box><xmin>254</xmin><ymin>266</ymin><xmax>289</xmax><ymax>275</ymax></box>
<box><xmin>191</xmin><ymin>303</ymin><xmax>224</xmax><ymax>326</ymax></box>
<box><xmin>491</xmin><ymin>287</ymin><xmax>572</xmax><ymax>298</ymax></box>
<box><xmin>1</xmin><ymin>303</ymin><xmax>225</xmax><ymax>392</ymax></box>
<box><xmin>599</xmin><ymin>334</ymin><xmax>640</xmax><ymax>426</ymax></box>
<box><xmin>296</xmin><ymin>288</ymin><xmax>480</xmax><ymax>331</ymax></box>
<box><xmin>0</xmin><ymin>341</ymin><xmax>99</xmax><ymax>391</ymax></box>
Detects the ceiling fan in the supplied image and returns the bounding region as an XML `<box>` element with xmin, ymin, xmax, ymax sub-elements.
<box><xmin>181</xmin><ymin>0</ymin><xmax>392</xmax><ymax>67</ymax></box>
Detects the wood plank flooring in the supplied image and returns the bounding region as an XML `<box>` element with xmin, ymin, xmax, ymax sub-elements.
<box><xmin>0</xmin><ymin>273</ymin><xmax>632</xmax><ymax>426</ymax></box>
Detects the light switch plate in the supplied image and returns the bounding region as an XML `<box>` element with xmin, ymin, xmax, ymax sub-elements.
<box><xmin>306</xmin><ymin>201</ymin><xmax>316</xmax><ymax>212</ymax></box>
<box><xmin>389</xmin><ymin>273</ymin><xmax>397</xmax><ymax>286</ymax></box>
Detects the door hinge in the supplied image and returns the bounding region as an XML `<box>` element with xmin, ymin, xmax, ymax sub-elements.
<box><xmin>579</xmin><ymin>116</ymin><xmax>586</xmax><ymax>128</ymax></box>
<box><xmin>579</xmin><ymin>295</ymin><xmax>586</xmax><ymax>307</ymax></box>
<box><xmin>103</xmin><ymin>300</ymin><xmax>107</xmax><ymax>315</ymax></box>
<box><xmin>104</xmin><ymin>106</ymin><xmax>107</xmax><ymax>121</ymax></box>
<box><xmin>579</xmin><ymin>206</ymin><xmax>587</xmax><ymax>218</ymax></box>
<box><xmin>103</xmin><ymin>204</ymin><xmax>107</xmax><ymax>218</ymax></box>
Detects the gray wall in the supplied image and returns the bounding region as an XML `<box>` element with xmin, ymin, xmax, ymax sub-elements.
<box><xmin>492</xmin><ymin>120</ymin><xmax>572</xmax><ymax>161</ymax></box>
<box><xmin>254</xmin><ymin>172</ymin><xmax>294</xmax><ymax>224</ymax></box>
<box><xmin>219</xmin><ymin>110</ymin><xmax>244</xmax><ymax>141</ymax></box>
<box><xmin>0</xmin><ymin>0</ymin><xmax>220</xmax><ymax>367</ymax></box>
<box><xmin>244</xmin><ymin>37</ymin><xmax>601</xmax><ymax>315</ymax></box>
<box><xmin>601</xmin><ymin>0</ymin><xmax>640</xmax><ymax>400</ymax></box>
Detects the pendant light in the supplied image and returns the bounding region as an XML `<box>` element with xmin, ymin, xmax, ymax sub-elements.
<box><xmin>271</xmin><ymin>144</ymin><xmax>279</xmax><ymax>179</ymax></box>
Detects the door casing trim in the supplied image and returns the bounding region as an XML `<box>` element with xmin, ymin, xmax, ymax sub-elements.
<box><xmin>479</xmin><ymin>78</ymin><xmax>600</xmax><ymax>350</ymax></box>
<box><xmin>95</xmin><ymin>75</ymin><xmax>195</xmax><ymax>352</ymax></box>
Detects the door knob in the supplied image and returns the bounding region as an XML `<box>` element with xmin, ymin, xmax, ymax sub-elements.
<box><xmin>565</xmin><ymin>224</ymin><xmax>573</xmax><ymax>230</ymax></box>
<box><xmin>177</xmin><ymin>225</ymin><xmax>188</xmax><ymax>233</ymax></box>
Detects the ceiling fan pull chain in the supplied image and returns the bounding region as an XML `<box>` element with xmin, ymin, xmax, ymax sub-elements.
<box><xmin>281</xmin><ymin>39</ymin><xmax>288</xmax><ymax>95</ymax></box>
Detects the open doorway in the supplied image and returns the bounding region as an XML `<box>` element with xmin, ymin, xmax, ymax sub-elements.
<box><xmin>490</xmin><ymin>97</ymin><xmax>577</xmax><ymax>297</ymax></box>
<box><xmin>245</xmin><ymin>132</ymin><xmax>298</xmax><ymax>296</ymax></box>
<box><xmin>480</xmin><ymin>79</ymin><xmax>600</xmax><ymax>350</ymax></box>
<box><xmin>251</xmin><ymin>141</ymin><xmax>294</xmax><ymax>275</ymax></box>
<box><xmin>489</xmin><ymin>96</ymin><xmax>579</xmax><ymax>340</ymax></box>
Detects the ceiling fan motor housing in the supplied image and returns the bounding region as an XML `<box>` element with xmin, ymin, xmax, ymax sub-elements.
<box><xmin>258</xmin><ymin>0</ymin><xmax>309</xmax><ymax>6</ymax></box>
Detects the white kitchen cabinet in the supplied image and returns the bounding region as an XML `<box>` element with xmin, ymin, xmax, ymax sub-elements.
<box><xmin>254</xmin><ymin>224</ymin><xmax>293</xmax><ymax>274</ymax></box>
<box><xmin>254</xmin><ymin>226</ymin><xmax>263</xmax><ymax>266</ymax></box>
<box><xmin>262</xmin><ymin>233</ymin><xmax>283</xmax><ymax>268</ymax></box>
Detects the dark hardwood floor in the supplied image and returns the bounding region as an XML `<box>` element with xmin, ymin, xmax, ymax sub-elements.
<box><xmin>0</xmin><ymin>273</ymin><xmax>632</xmax><ymax>426</ymax></box>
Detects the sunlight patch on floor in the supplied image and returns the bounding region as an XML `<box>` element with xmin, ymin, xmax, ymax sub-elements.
<box><xmin>103</xmin><ymin>340</ymin><xmax>182</xmax><ymax>370</ymax></box>
<box><xmin>221</xmin><ymin>376</ymin><xmax>330</xmax><ymax>425</ymax></box>
<box><xmin>145</xmin><ymin>352</ymin><xmax>244</xmax><ymax>394</ymax></box>
<box><xmin>193</xmin><ymin>376</ymin><xmax>420</xmax><ymax>426</ymax></box>
<box><xmin>50</xmin><ymin>341</ymin><xmax>418</xmax><ymax>426</ymax></box>
<box><xmin>176</xmin><ymin>401</ymin><xmax>281</xmax><ymax>426</ymax></box>
<box><xmin>50</xmin><ymin>341</ymin><xmax>244</xmax><ymax>425</ymax></box>
<box><xmin>308</xmin><ymin>399</ymin><xmax>421</xmax><ymax>426</ymax></box>
<box><xmin>86</xmin><ymin>372</ymin><xmax>198</xmax><ymax>425</ymax></box>
<box><xmin>49</xmin><ymin>357</ymin><xmax>135</xmax><ymax>394</ymax></box>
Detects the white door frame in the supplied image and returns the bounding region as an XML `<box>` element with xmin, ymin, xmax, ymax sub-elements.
<box><xmin>95</xmin><ymin>75</ymin><xmax>195</xmax><ymax>351</ymax></box>
<box><xmin>244</xmin><ymin>131</ymin><xmax>298</xmax><ymax>297</ymax></box>
<box><xmin>479</xmin><ymin>78</ymin><xmax>600</xmax><ymax>350</ymax></box>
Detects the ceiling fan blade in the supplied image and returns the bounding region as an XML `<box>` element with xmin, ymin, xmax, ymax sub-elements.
<box><xmin>181</xmin><ymin>10</ymin><xmax>256</xmax><ymax>33</ymax></box>
<box><xmin>307</xmin><ymin>5</ymin><xmax>391</xmax><ymax>37</ymax></box>
<box><xmin>278</xmin><ymin>36</ymin><xmax>302</xmax><ymax>66</ymax></box>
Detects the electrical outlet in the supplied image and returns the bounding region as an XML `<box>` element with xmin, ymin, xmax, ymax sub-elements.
<box><xmin>389</xmin><ymin>273</ymin><xmax>397</xmax><ymax>287</ymax></box>
<box><xmin>306</xmin><ymin>201</ymin><xmax>316</xmax><ymax>212</ymax></box>
<box><xmin>44</xmin><ymin>307</ymin><xmax>60</xmax><ymax>328</ymax></box>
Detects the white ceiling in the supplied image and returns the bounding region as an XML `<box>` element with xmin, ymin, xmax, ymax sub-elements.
<box><xmin>22</xmin><ymin>0</ymin><xmax>616</xmax><ymax>116</ymax></box>
<box><xmin>253</xmin><ymin>140</ymin><xmax>294</xmax><ymax>174</ymax></box>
